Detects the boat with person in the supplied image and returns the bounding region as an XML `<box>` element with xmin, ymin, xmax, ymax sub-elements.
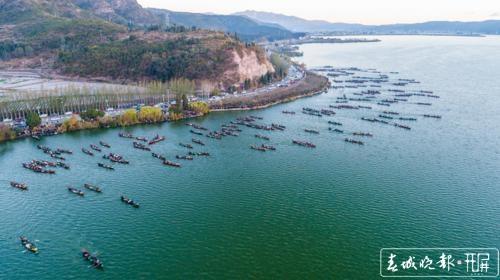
<box><xmin>250</xmin><ymin>145</ymin><xmax>267</xmax><ymax>152</ymax></box>
<box><xmin>176</xmin><ymin>155</ymin><xmax>194</xmax><ymax>161</ymax></box>
<box><xmin>10</xmin><ymin>181</ymin><xmax>28</xmax><ymax>191</ymax></box>
<box><xmin>255</xmin><ymin>134</ymin><xmax>270</xmax><ymax>140</ymax></box>
<box><xmin>118</xmin><ymin>132</ymin><xmax>134</xmax><ymax>139</ymax></box>
<box><xmin>82</xmin><ymin>148</ymin><xmax>94</xmax><ymax>156</ymax></box>
<box><xmin>188</xmin><ymin>152</ymin><xmax>210</xmax><ymax>157</ymax></box>
<box><xmin>20</xmin><ymin>237</ymin><xmax>38</xmax><ymax>253</ymax></box>
<box><xmin>164</xmin><ymin>161</ymin><xmax>181</xmax><ymax>168</ymax></box>
<box><xmin>135</xmin><ymin>136</ymin><xmax>148</xmax><ymax>142</ymax></box>
<box><xmin>423</xmin><ymin>114</ymin><xmax>442</xmax><ymax>119</ymax></box>
<box><xmin>82</xmin><ymin>250</ymin><xmax>103</xmax><ymax>269</ymax></box>
<box><xmin>99</xmin><ymin>141</ymin><xmax>111</xmax><ymax>148</ymax></box>
<box><xmin>56</xmin><ymin>162</ymin><xmax>70</xmax><ymax>169</ymax></box>
<box><xmin>68</xmin><ymin>187</ymin><xmax>84</xmax><ymax>196</ymax></box>
<box><xmin>179</xmin><ymin>143</ymin><xmax>194</xmax><ymax>149</ymax></box>
<box><xmin>152</xmin><ymin>153</ymin><xmax>167</xmax><ymax>161</ymax></box>
<box><xmin>133</xmin><ymin>142</ymin><xmax>151</xmax><ymax>151</ymax></box>
<box><xmin>345</xmin><ymin>138</ymin><xmax>364</xmax><ymax>145</ymax></box>
<box><xmin>121</xmin><ymin>196</ymin><xmax>140</xmax><ymax>208</ymax></box>
<box><xmin>190</xmin><ymin>130</ymin><xmax>204</xmax><ymax>136</ymax></box>
<box><xmin>394</xmin><ymin>123</ymin><xmax>412</xmax><ymax>130</ymax></box>
<box><xmin>304</xmin><ymin>129</ymin><xmax>320</xmax><ymax>134</ymax></box>
<box><xmin>292</xmin><ymin>140</ymin><xmax>316</xmax><ymax>148</ymax></box>
<box><xmin>352</xmin><ymin>132</ymin><xmax>373</xmax><ymax>137</ymax></box>
<box><xmin>329</xmin><ymin>128</ymin><xmax>344</xmax><ymax>133</ymax></box>
<box><xmin>149</xmin><ymin>135</ymin><xmax>166</xmax><ymax>145</ymax></box>
<box><xmin>90</xmin><ymin>145</ymin><xmax>102</xmax><ymax>152</ymax></box>
<box><xmin>84</xmin><ymin>184</ymin><xmax>102</xmax><ymax>193</ymax></box>
<box><xmin>261</xmin><ymin>144</ymin><xmax>276</xmax><ymax>151</ymax></box>
<box><xmin>103</xmin><ymin>153</ymin><xmax>129</xmax><ymax>164</ymax></box>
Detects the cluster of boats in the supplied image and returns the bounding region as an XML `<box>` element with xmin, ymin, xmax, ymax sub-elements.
<box><xmin>22</xmin><ymin>161</ymin><xmax>56</xmax><ymax>174</ymax></box>
<box><xmin>37</xmin><ymin>145</ymin><xmax>72</xmax><ymax>160</ymax></box>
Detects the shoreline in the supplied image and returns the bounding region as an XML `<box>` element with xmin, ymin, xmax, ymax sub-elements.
<box><xmin>0</xmin><ymin>71</ymin><xmax>329</xmax><ymax>144</ymax></box>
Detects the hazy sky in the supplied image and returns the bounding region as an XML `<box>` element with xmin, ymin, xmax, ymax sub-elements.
<box><xmin>138</xmin><ymin>0</ymin><xmax>500</xmax><ymax>25</ymax></box>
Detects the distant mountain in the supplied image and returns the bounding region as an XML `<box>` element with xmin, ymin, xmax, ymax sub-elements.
<box><xmin>234</xmin><ymin>10</ymin><xmax>366</xmax><ymax>33</ymax></box>
<box><xmin>368</xmin><ymin>20</ymin><xmax>500</xmax><ymax>35</ymax></box>
<box><xmin>148</xmin><ymin>9</ymin><xmax>303</xmax><ymax>41</ymax></box>
<box><xmin>235</xmin><ymin>10</ymin><xmax>500</xmax><ymax>35</ymax></box>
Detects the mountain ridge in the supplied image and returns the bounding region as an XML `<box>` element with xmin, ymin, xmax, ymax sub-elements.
<box><xmin>234</xmin><ymin>10</ymin><xmax>500</xmax><ymax>34</ymax></box>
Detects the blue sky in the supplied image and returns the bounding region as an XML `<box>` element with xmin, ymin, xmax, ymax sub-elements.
<box><xmin>138</xmin><ymin>0</ymin><xmax>500</xmax><ymax>25</ymax></box>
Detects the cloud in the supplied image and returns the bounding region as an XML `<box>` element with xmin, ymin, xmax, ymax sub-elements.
<box><xmin>490</xmin><ymin>12</ymin><xmax>500</xmax><ymax>18</ymax></box>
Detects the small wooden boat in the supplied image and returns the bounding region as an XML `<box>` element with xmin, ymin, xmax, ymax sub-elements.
<box><xmin>10</xmin><ymin>181</ymin><xmax>28</xmax><ymax>191</ymax></box>
<box><xmin>84</xmin><ymin>184</ymin><xmax>102</xmax><ymax>193</ymax></box>
<box><xmin>68</xmin><ymin>187</ymin><xmax>84</xmax><ymax>196</ymax></box>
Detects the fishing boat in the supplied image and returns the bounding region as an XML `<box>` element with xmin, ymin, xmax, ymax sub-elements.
<box><xmin>192</xmin><ymin>138</ymin><xmax>205</xmax><ymax>146</ymax></box>
<box><xmin>84</xmin><ymin>184</ymin><xmax>102</xmax><ymax>193</ymax></box>
<box><xmin>99</xmin><ymin>141</ymin><xmax>111</xmax><ymax>148</ymax></box>
<box><xmin>304</xmin><ymin>129</ymin><xmax>320</xmax><ymax>134</ymax></box>
<box><xmin>329</xmin><ymin>128</ymin><xmax>344</xmax><ymax>133</ymax></box>
<box><xmin>292</xmin><ymin>140</ymin><xmax>316</xmax><ymax>148</ymax></box>
<box><xmin>68</xmin><ymin>187</ymin><xmax>84</xmax><ymax>196</ymax></box>
<box><xmin>394</xmin><ymin>123</ymin><xmax>411</xmax><ymax>130</ymax></box>
<box><xmin>152</xmin><ymin>153</ymin><xmax>167</xmax><ymax>161</ymax></box>
<box><xmin>423</xmin><ymin>114</ymin><xmax>442</xmax><ymax>119</ymax></box>
<box><xmin>190</xmin><ymin>130</ymin><xmax>204</xmax><ymax>136</ymax></box>
<box><xmin>399</xmin><ymin>117</ymin><xmax>417</xmax><ymax>121</ymax></box>
<box><xmin>164</xmin><ymin>161</ymin><xmax>181</xmax><ymax>168</ymax></box>
<box><xmin>149</xmin><ymin>135</ymin><xmax>166</xmax><ymax>145</ymax></box>
<box><xmin>56</xmin><ymin>162</ymin><xmax>70</xmax><ymax>169</ymax></box>
<box><xmin>188</xmin><ymin>152</ymin><xmax>210</xmax><ymax>157</ymax></box>
<box><xmin>352</xmin><ymin>132</ymin><xmax>373</xmax><ymax>137</ymax></box>
<box><xmin>261</xmin><ymin>144</ymin><xmax>276</xmax><ymax>151</ymax></box>
<box><xmin>328</xmin><ymin>121</ymin><xmax>342</xmax><ymax>126</ymax></box>
<box><xmin>103</xmin><ymin>153</ymin><xmax>129</xmax><ymax>164</ymax></box>
<box><xmin>250</xmin><ymin>145</ymin><xmax>267</xmax><ymax>152</ymax></box>
<box><xmin>118</xmin><ymin>132</ymin><xmax>134</xmax><ymax>138</ymax></box>
<box><xmin>90</xmin><ymin>145</ymin><xmax>102</xmax><ymax>152</ymax></box>
<box><xmin>133</xmin><ymin>142</ymin><xmax>151</xmax><ymax>151</ymax></box>
<box><xmin>255</xmin><ymin>134</ymin><xmax>270</xmax><ymax>141</ymax></box>
<box><xmin>179</xmin><ymin>143</ymin><xmax>194</xmax><ymax>149</ymax></box>
<box><xmin>345</xmin><ymin>138</ymin><xmax>364</xmax><ymax>145</ymax></box>
<box><xmin>121</xmin><ymin>196</ymin><xmax>140</xmax><ymax>208</ymax></box>
<box><xmin>176</xmin><ymin>155</ymin><xmax>194</xmax><ymax>160</ymax></box>
<box><xmin>10</xmin><ymin>181</ymin><xmax>28</xmax><ymax>191</ymax></box>
<box><xmin>20</xmin><ymin>237</ymin><xmax>38</xmax><ymax>253</ymax></box>
<box><xmin>82</xmin><ymin>250</ymin><xmax>103</xmax><ymax>269</ymax></box>
<box><xmin>82</xmin><ymin>148</ymin><xmax>94</xmax><ymax>156</ymax></box>
<box><xmin>98</xmin><ymin>163</ymin><xmax>114</xmax><ymax>170</ymax></box>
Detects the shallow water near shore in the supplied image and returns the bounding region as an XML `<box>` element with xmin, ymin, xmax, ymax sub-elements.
<box><xmin>1</xmin><ymin>36</ymin><xmax>500</xmax><ymax>279</ymax></box>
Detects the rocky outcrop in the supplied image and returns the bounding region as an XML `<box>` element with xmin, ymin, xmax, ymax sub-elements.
<box><xmin>223</xmin><ymin>50</ymin><xmax>274</xmax><ymax>87</ymax></box>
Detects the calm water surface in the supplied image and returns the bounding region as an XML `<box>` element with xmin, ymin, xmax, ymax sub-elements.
<box><xmin>1</xmin><ymin>36</ymin><xmax>499</xmax><ymax>279</ymax></box>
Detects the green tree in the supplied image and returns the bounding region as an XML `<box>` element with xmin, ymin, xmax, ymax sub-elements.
<box><xmin>182</xmin><ymin>94</ymin><xmax>189</xmax><ymax>111</ymax></box>
<box><xmin>80</xmin><ymin>109</ymin><xmax>105</xmax><ymax>121</ymax></box>
<box><xmin>169</xmin><ymin>78</ymin><xmax>195</xmax><ymax>113</ymax></box>
<box><xmin>26</xmin><ymin>112</ymin><xmax>41</xmax><ymax>129</ymax></box>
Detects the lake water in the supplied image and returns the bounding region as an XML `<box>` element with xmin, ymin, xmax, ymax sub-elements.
<box><xmin>1</xmin><ymin>36</ymin><xmax>499</xmax><ymax>279</ymax></box>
